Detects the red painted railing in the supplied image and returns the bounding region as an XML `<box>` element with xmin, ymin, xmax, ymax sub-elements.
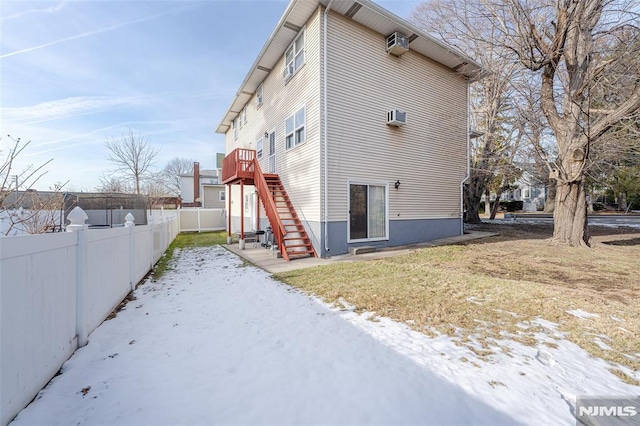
<box><xmin>253</xmin><ymin>160</ymin><xmax>287</xmax><ymax>259</ymax></box>
<box><xmin>222</xmin><ymin>148</ymin><xmax>255</xmax><ymax>183</ymax></box>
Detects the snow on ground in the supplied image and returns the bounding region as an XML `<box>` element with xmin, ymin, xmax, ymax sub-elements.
<box><xmin>11</xmin><ymin>246</ymin><xmax>640</xmax><ymax>425</ymax></box>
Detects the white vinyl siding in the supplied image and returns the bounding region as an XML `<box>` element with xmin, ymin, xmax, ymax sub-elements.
<box><xmin>223</xmin><ymin>8</ymin><xmax>322</xmax><ymax>226</ymax></box>
<box><xmin>326</xmin><ymin>11</ymin><xmax>468</xmax><ymax>222</ymax></box>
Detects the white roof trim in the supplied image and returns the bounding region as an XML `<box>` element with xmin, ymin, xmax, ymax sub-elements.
<box><xmin>215</xmin><ymin>0</ymin><xmax>488</xmax><ymax>134</ymax></box>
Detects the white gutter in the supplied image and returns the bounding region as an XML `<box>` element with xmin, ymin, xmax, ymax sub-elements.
<box><xmin>460</xmin><ymin>82</ymin><xmax>471</xmax><ymax>235</ymax></box>
<box><xmin>323</xmin><ymin>0</ymin><xmax>334</xmax><ymax>254</ymax></box>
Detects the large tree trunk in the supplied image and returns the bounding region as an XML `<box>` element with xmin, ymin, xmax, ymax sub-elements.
<box><xmin>617</xmin><ymin>193</ymin><xmax>627</xmax><ymax>212</ymax></box>
<box><xmin>489</xmin><ymin>194</ymin><xmax>501</xmax><ymax>220</ymax></box>
<box><xmin>464</xmin><ymin>176</ymin><xmax>486</xmax><ymax>223</ymax></box>
<box><xmin>544</xmin><ymin>179</ymin><xmax>556</xmax><ymax>213</ymax></box>
<box><xmin>553</xmin><ymin>180</ymin><xmax>591</xmax><ymax>247</ymax></box>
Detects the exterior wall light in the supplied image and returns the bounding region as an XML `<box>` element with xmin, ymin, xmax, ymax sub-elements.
<box><xmin>394</xmin><ymin>180</ymin><xmax>401</xmax><ymax>189</ymax></box>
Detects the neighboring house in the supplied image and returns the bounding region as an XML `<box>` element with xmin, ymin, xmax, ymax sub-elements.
<box><xmin>179</xmin><ymin>162</ymin><xmax>226</xmax><ymax>208</ymax></box>
<box><xmin>482</xmin><ymin>164</ymin><xmax>547</xmax><ymax>212</ymax></box>
<box><xmin>216</xmin><ymin>0</ymin><xmax>486</xmax><ymax>260</ymax></box>
<box><xmin>502</xmin><ymin>167</ymin><xmax>547</xmax><ymax>212</ymax></box>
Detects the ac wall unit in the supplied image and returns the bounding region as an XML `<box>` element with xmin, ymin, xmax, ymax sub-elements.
<box><xmin>386</xmin><ymin>32</ymin><xmax>409</xmax><ymax>56</ymax></box>
<box><xmin>387</xmin><ymin>109</ymin><xmax>407</xmax><ymax>126</ymax></box>
<box><xmin>282</xmin><ymin>65</ymin><xmax>294</xmax><ymax>81</ymax></box>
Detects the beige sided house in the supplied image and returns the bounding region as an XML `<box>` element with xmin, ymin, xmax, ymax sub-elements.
<box><xmin>216</xmin><ymin>0</ymin><xmax>486</xmax><ymax>260</ymax></box>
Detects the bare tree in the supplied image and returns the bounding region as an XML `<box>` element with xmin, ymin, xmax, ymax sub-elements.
<box><xmin>104</xmin><ymin>128</ymin><xmax>160</xmax><ymax>195</ymax></box>
<box><xmin>160</xmin><ymin>157</ymin><xmax>194</xmax><ymax>196</ymax></box>
<box><xmin>96</xmin><ymin>174</ymin><xmax>133</xmax><ymax>194</ymax></box>
<box><xmin>1</xmin><ymin>136</ymin><xmax>65</xmax><ymax>236</ymax></box>
<box><xmin>480</xmin><ymin>0</ymin><xmax>640</xmax><ymax>246</ymax></box>
<box><xmin>411</xmin><ymin>0</ymin><xmax>527</xmax><ymax>223</ymax></box>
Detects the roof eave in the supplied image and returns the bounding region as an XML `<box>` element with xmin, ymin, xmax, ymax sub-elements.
<box><xmin>215</xmin><ymin>0</ymin><xmax>301</xmax><ymax>134</ymax></box>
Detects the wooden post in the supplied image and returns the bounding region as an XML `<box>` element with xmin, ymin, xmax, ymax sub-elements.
<box><xmin>256</xmin><ymin>191</ymin><xmax>260</xmax><ymax>231</ymax></box>
<box><xmin>227</xmin><ymin>184</ymin><xmax>232</xmax><ymax>244</ymax></box>
<box><xmin>239</xmin><ymin>180</ymin><xmax>245</xmax><ymax>249</ymax></box>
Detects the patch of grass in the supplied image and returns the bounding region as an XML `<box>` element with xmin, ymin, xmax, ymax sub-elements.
<box><xmin>153</xmin><ymin>231</ymin><xmax>228</xmax><ymax>278</ymax></box>
<box><xmin>276</xmin><ymin>224</ymin><xmax>640</xmax><ymax>385</ymax></box>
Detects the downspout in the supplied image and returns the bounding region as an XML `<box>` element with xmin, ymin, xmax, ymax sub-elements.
<box><xmin>460</xmin><ymin>81</ymin><xmax>471</xmax><ymax>235</ymax></box>
<box><xmin>323</xmin><ymin>0</ymin><xmax>334</xmax><ymax>254</ymax></box>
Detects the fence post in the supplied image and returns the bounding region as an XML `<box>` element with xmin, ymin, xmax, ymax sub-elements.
<box><xmin>149</xmin><ymin>215</ymin><xmax>154</xmax><ymax>269</ymax></box>
<box><xmin>66</xmin><ymin>206</ymin><xmax>89</xmax><ymax>348</ymax></box>
<box><xmin>125</xmin><ymin>213</ymin><xmax>135</xmax><ymax>291</ymax></box>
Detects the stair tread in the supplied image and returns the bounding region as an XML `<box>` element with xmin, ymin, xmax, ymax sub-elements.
<box><xmin>254</xmin><ymin>170</ymin><xmax>317</xmax><ymax>259</ymax></box>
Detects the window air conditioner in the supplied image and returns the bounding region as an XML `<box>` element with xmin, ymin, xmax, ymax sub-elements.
<box><xmin>282</xmin><ymin>65</ymin><xmax>294</xmax><ymax>81</ymax></box>
<box><xmin>386</xmin><ymin>32</ymin><xmax>409</xmax><ymax>56</ymax></box>
<box><xmin>387</xmin><ymin>109</ymin><xmax>407</xmax><ymax>126</ymax></box>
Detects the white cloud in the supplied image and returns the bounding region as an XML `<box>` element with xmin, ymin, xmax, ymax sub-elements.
<box><xmin>0</xmin><ymin>6</ymin><xmax>194</xmax><ymax>59</ymax></box>
<box><xmin>0</xmin><ymin>1</ymin><xmax>67</xmax><ymax>22</ymax></box>
<box><xmin>2</xmin><ymin>96</ymin><xmax>153</xmax><ymax>124</ymax></box>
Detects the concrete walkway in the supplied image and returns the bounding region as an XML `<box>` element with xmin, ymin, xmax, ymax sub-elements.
<box><xmin>226</xmin><ymin>231</ymin><xmax>498</xmax><ymax>274</ymax></box>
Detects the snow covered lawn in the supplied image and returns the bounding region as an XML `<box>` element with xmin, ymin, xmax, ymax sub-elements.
<box><xmin>11</xmin><ymin>246</ymin><xmax>639</xmax><ymax>425</ymax></box>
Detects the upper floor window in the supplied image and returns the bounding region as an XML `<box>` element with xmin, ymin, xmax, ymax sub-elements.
<box><xmin>285</xmin><ymin>106</ymin><xmax>305</xmax><ymax>149</ymax></box>
<box><xmin>256</xmin><ymin>83</ymin><xmax>263</xmax><ymax>107</ymax></box>
<box><xmin>233</xmin><ymin>119</ymin><xmax>238</xmax><ymax>140</ymax></box>
<box><xmin>219</xmin><ymin>191</ymin><xmax>226</xmax><ymax>202</ymax></box>
<box><xmin>241</xmin><ymin>107</ymin><xmax>247</xmax><ymax>126</ymax></box>
<box><xmin>284</xmin><ymin>30</ymin><xmax>305</xmax><ymax>78</ymax></box>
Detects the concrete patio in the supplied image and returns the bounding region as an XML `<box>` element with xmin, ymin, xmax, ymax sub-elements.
<box><xmin>225</xmin><ymin>230</ymin><xmax>498</xmax><ymax>273</ymax></box>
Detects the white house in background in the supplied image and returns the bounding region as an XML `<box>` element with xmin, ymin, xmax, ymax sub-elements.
<box><xmin>216</xmin><ymin>0</ymin><xmax>486</xmax><ymax>260</ymax></box>
<box><xmin>502</xmin><ymin>168</ymin><xmax>547</xmax><ymax>212</ymax></box>
<box><xmin>179</xmin><ymin>162</ymin><xmax>225</xmax><ymax>208</ymax></box>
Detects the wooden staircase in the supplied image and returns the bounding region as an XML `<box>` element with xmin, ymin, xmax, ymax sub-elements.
<box><xmin>263</xmin><ymin>174</ymin><xmax>316</xmax><ymax>260</ymax></box>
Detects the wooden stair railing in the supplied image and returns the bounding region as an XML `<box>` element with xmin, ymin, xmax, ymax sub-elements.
<box><xmin>253</xmin><ymin>160</ymin><xmax>287</xmax><ymax>258</ymax></box>
<box><xmin>253</xmin><ymin>161</ymin><xmax>316</xmax><ymax>261</ymax></box>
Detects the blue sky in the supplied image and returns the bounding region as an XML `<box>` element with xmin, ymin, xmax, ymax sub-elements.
<box><xmin>1</xmin><ymin>0</ymin><xmax>419</xmax><ymax>191</ymax></box>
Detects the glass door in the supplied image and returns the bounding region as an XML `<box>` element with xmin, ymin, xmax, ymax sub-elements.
<box><xmin>268</xmin><ymin>131</ymin><xmax>276</xmax><ymax>173</ymax></box>
<box><xmin>349</xmin><ymin>184</ymin><xmax>368</xmax><ymax>240</ymax></box>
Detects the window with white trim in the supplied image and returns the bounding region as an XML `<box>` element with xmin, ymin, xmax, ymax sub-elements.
<box><xmin>349</xmin><ymin>183</ymin><xmax>388</xmax><ymax>241</ymax></box>
<box><xmin>523</xmin><ymin>188</ymin><xmax>530</xmax><ymax>199</ymax></box>
<box><xmin>284</xmin><ymin>30</ymin><xmax>305</xmax><ymax>78</ymax></box>
<box><xmin>241</xmin><ymin>107</ymin><xmax>247</xmax><ymax>126</ymax></box>
<box><xmin>256</xmin><ymin>138</ymin><xmax>263</xmax><ymax>159</ymax></box>
<box><xmin>219</xmin><ymin>191</ymin><xmax>225</xmax><ymax>202</ymax></box>
<box><xmin>285</xmin><ymin>106</ymin><xmax>305</xmax><ymax>149</ymax></box>
<box><xmin>256</xmin><ymin>83</ymin><xmax>263</xmax><ymax>107</ymax></box>
<box><xmin>233</xmin><ymin>118</ymin><xmax>238</xmax><ymax>140</ymax></box>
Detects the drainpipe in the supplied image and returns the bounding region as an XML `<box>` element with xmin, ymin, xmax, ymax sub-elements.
<box><xmin>323</xmin><ymin>0</ymin><xmax>334</xmax><ymax>255</ymax></box>
<box><xmin>460</xmin><ymin>82</ymin><xmax>471</xmax><ymax>235</ymax></box>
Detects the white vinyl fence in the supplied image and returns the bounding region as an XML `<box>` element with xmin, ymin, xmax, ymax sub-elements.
<box><xmin>179</xmin><ymin>208</ymin><xmax>225</xmax><ymax>232</ymax></box>
<box><xmin>0</xmin><ymin>207</ymin><xmax>180</xmax><ymax>426</ymax></box>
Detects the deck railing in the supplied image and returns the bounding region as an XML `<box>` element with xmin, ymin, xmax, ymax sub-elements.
<box><xmin>253</xmin><ymin>160</ymin><xmax>287</xmax><ymax>258</ymax></box>
<box><xmin>222</xmin><ymin>148</ymin><xmax>255</xmax><ymax>183</ymax></box>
